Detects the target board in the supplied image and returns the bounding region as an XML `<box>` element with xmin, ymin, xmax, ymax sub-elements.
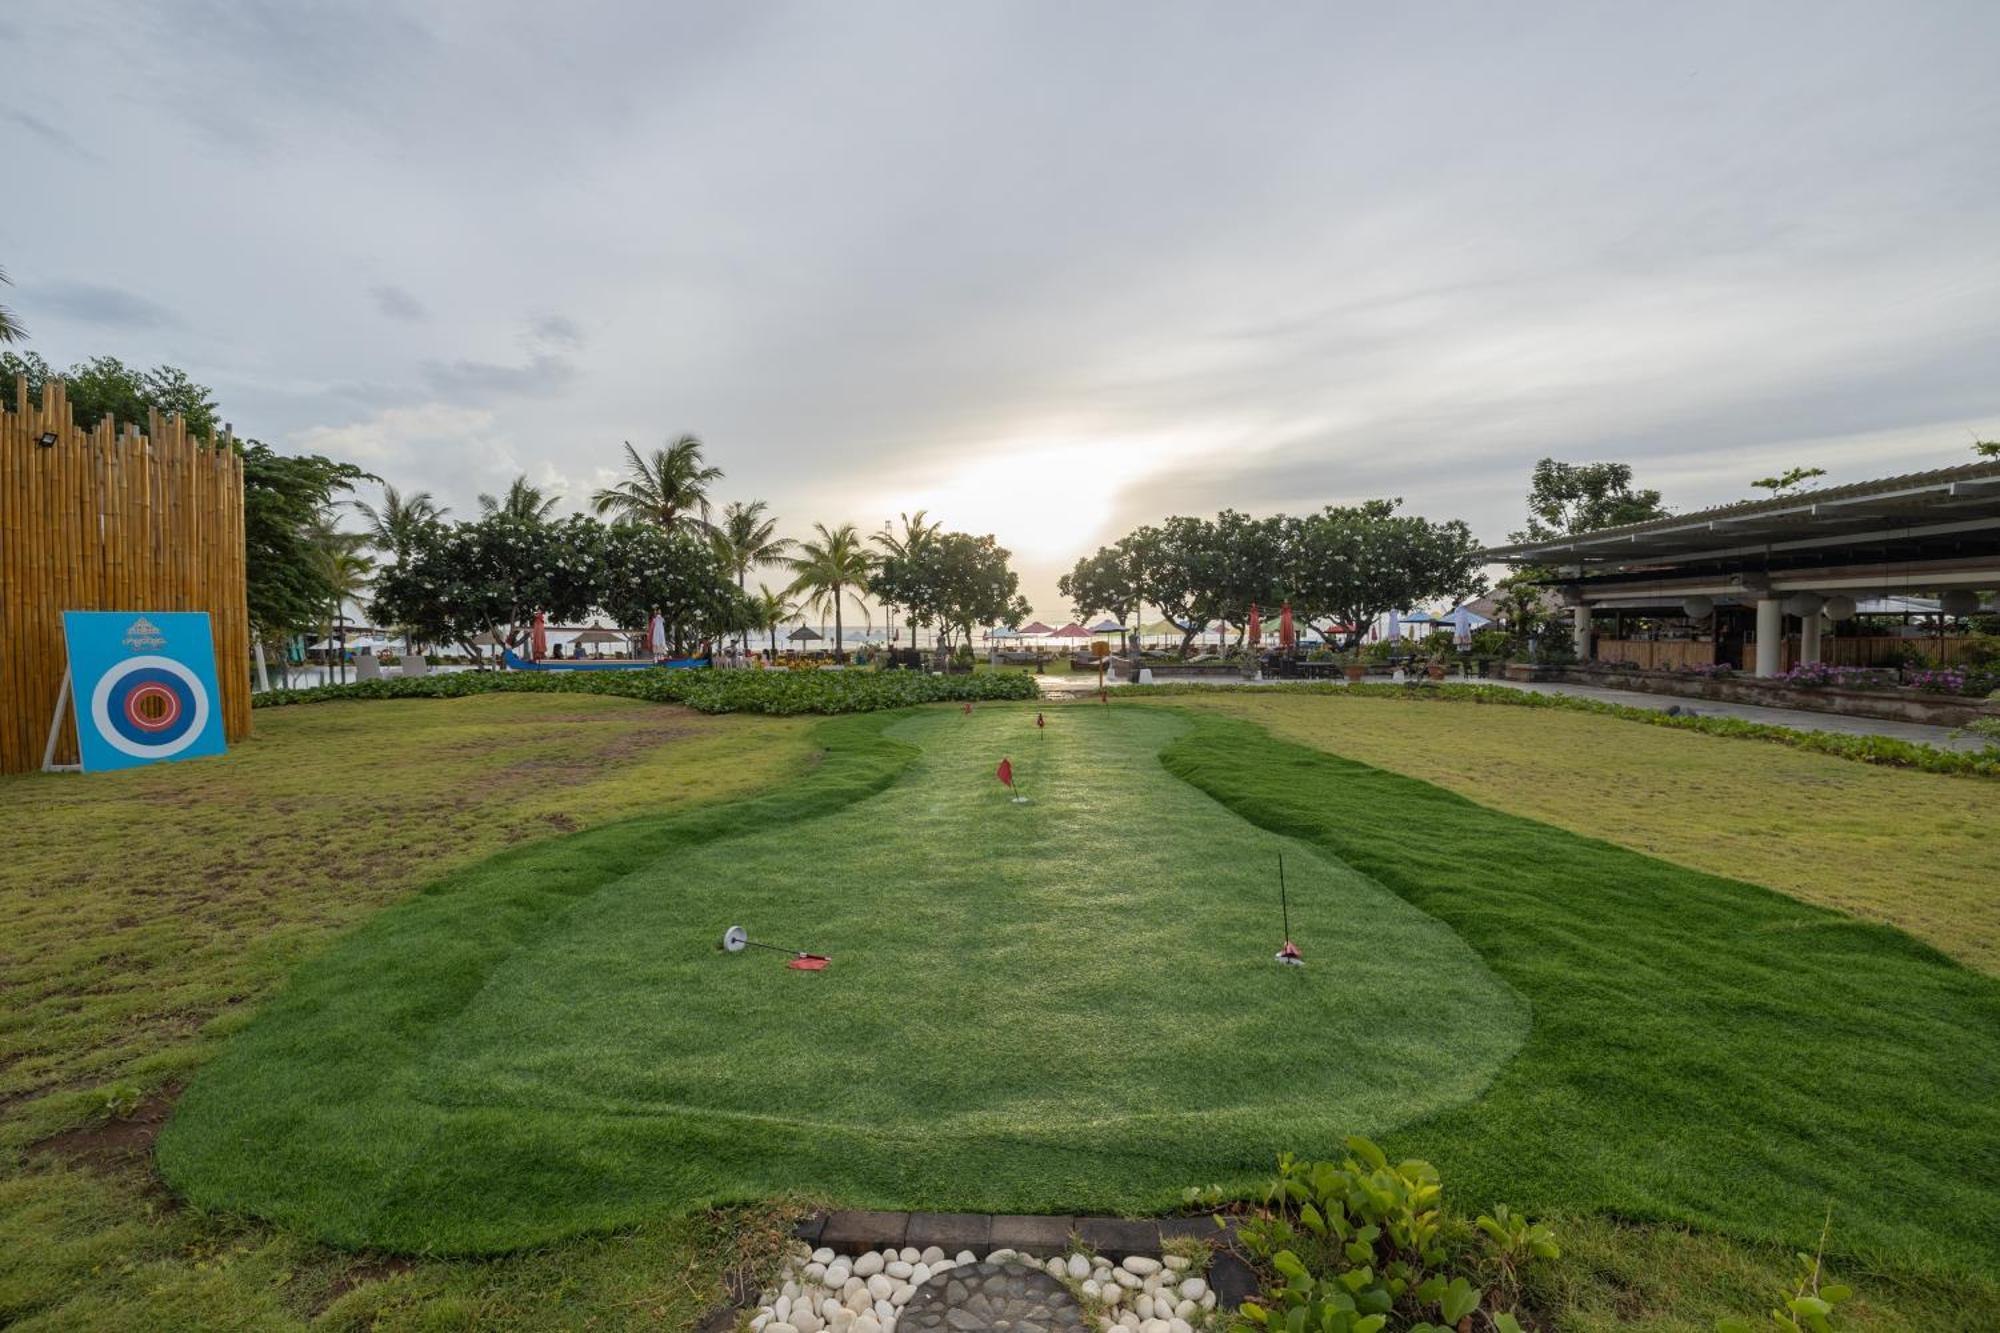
<box><xmin>60</xmin><ymin>612</ymin><xmax>227</xmax><ymax>772</ymax></box>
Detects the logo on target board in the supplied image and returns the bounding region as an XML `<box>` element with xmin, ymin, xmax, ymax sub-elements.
<box><xmin>61</xmin><ymin>611</ymin><xmax>227</xmax><ymax>772</ymax></box>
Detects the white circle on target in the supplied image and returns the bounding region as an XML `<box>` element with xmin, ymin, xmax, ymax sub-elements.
<box><xmin>90</xmin><ymin>654</ymin><xmax>212</xmax><ymax>759</ymax></box>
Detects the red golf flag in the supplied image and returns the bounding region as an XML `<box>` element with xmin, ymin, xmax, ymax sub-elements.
<box><xmin>1036</xmin><ymin>712</ymin><xmax>1045</xmax><ymax>728</ymax></box>
<box><xmin>963</xmin><ymin>701</ymin><xmax>973</xmax><ymax>715</ymax></box>
<box><xmin>997</xmin><ymin>757</ymin><xmax>1014</xmax><ymax>788</ymax></box>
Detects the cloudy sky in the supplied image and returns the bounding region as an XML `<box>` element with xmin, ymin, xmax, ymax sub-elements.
<box><xmin>5</xmin><ymin>1</ymin><xmax>1998</xmax><ymax>615</ymax></box>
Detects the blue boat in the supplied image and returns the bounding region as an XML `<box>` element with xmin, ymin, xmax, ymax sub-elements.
<box><xmin>501</xmin><ymin>647</ymin><xmax>709</xmax><ymax>672</ymax></box>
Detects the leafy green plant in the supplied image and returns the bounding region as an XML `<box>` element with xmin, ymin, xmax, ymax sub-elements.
<box><xmin>1717</xmin><ymin>1213</ymin><xmax>1852</xmax><ymax>1333</ymax></box>
<box><xmin>96</xmin><ymin>1082</ymin><xmax>144</xmax><ymax>1119</ymax></box>
<box><xmin>1226</xmin><ymin>1139</ymin><xmax>1553</xmax><ymax>1332</ymax></box>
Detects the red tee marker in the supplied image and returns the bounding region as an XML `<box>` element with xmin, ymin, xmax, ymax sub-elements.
<box><xmin>1036</xmin><ymin>712</ymin><xmax>1045</xmax><ymax>728</ymax></box>
<box><xmin>963</xmin><ymin>701</ymin><xmax>973</xmax><ymax>715</ymax></box>
<box><xmin>996</xmin><ymin>756</ymin><xmax>1013</xmax><ymax>788</ymax></box>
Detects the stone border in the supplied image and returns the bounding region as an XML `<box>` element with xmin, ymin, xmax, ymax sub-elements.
<box><xmin>796</xmin><ymin>1212</ymin><xmax>1240</xmax><ymax>1263</ymax></box>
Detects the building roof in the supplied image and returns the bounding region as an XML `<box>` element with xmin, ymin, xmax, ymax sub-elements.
<box><xmin>1484</xmin><ymin>460</ymin><xmax>2000</xmax><ymax>572</ymax></box>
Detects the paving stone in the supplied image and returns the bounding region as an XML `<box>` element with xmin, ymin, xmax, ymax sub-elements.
<box><xmin>820</xmin><ymin>1210</ymin><xmax>910</xmax><ymax>1250</ymax></box>
<box><xmin>1208</xmin><ymin>1251</ymin><xmax>1260</xmax><ymax>1311</ymax></box>
<box><xmin>901</xmin><ymin>1260</ymin><xmax>1085</xmax><ymax>1333</ymax></box>
<box><xmin>793</xmin><ymin>1213</ymin><xmax>828</xmax><ymax>1245</ymax></box>
<box><xmin>1076</xmin><ymin>1217</ymin><xmax>1159</xmax><ymax>1259</ymax></box>
<box><xmin>988</xmin><ymin>1215</ymin><xmax>1076</xmax><ymax>1253</ymax></box>
<box><xmin>908</xmin><ymin>1211</ymin><xmax>993</xmax><ymax>1253</ymax></box>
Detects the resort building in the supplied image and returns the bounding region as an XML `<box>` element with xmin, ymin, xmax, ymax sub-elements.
<box><xmin>1485</xmin><ymin>460</ymin><xmax>2000</xmax><ymax>676</ymax></box>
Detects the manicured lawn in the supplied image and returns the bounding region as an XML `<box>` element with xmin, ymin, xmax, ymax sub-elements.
<box><xmin>158</xmin><ymin>706</ymin><xmax>1526</xmax><ymax>1251</ymax></box>
<box><xmin>1161</xmin><ymin>690</ymin><xmax>2000</xmax><ymax>974</ymax></box>
<box><xmin>1</xmin><ymin>695</ymin><xmax>815</xmax><ymax>1329</ymax></box>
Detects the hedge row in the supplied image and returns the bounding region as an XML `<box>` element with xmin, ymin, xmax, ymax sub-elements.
<box><xmin>251</xmin><ymin>667</ymin><xmax>1040</xmax><ymax>716</ymax></box>
<box><xmin>1120</xmin><ymin>680</ymin><xmax>2000</xmax><ymax>780</ymax></box>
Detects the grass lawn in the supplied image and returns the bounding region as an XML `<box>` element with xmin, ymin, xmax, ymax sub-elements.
<box><xmin>157</xmin><ymin>706</ymin><xmax>1526</xmax><ymax>1251</ymax></box>
<box><xmin>1</xmin><ymin>694</ymin><xmax>815</xmax><ymax>1329</ymax></box>
<box><xmin>1158</xmin><ymin>690</ymin><xmax>2000</xmax><ymax>974</ymax></box>
<box><xmin>11</xmin><ymin>692</ymin><xmax>2000</xmax><ymax>1329</ymax></box>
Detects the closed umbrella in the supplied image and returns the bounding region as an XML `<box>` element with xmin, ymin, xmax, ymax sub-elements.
<box><xmin>1247</xmin><ymin>604</ymin><xmax>1261</xmax><ymax>647</ymax></box>
<box><xmin>648</xmin><ymin>611</ymin><xmax>668</xmax><ymax>657</ymax></box>
<box><xmin>531</xmin><ymin>612</ymin><xmax>548</xmax><ymax>660</ymax></box>
<box><xmin>1279</xmin><ymin>601</ymin><xmax>1295</xmax><ymax>649</ymax></box>
<box><xmin>1386</xmin><ymin>610</ymin><xmax>1402</xmax><ymax>643</ymax></box>
<box><xmin>1453</xmin><ymin>606</ymin><xmax>1474</xmax><ymax>648</ymax></box>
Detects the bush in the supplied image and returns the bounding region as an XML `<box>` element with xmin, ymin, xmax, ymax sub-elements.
<box><xmin>1195</xmin><ymin>1140</ymin><xmax>1552</xmax><ymax>1333</ymax></box>
<box><xmin>252</xmin><ymin>666</ymin><xmax>1039</xmax><ymax>716</ymax></box>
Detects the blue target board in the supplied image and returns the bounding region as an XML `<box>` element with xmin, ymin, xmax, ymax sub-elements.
<box><xmin>61</xmin><ymin>611</ymin><xmax>227</xmax><ymax>772</ymax></box>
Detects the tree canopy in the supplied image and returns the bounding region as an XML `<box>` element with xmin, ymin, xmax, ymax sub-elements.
<box><xmin>873</xmin><ymin>529</ymin><xmax>1030</xmax><ymax>652</ymax></box>
<box><xmin>1512</xmin><ymin>459</ymin><xmax>1667</xmax><ymax>542</ymax></box>
<box><xmin>241</xmin><ymin>443</ymin><xmax>371</xmax><ymax>639</ymax></box>
<box><xmin>0</xmin><ymin>350</ymin><xmax>221</xmax><ymax>436</ymax></box>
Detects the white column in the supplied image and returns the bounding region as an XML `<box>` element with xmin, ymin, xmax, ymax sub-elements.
<box><xmin>1572</xmin><ymin>605</ymin><xmax>1592</xmax><ymax>661</ymax></box>
<box><xmin>1799</xmin><ymin>613</ymin><xmax>1823</xmax><ymax>665</ymax></box>
<box><xmin>1754</xmin><ymin>597</ymin><xmax>1783</xmax><ymax>677</ymax></box>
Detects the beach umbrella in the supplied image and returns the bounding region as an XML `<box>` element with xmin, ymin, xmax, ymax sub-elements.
<box><xmin>1019</xmin><ymin>621</ymin><xmax>1056</xmax><ymax>638</ymax></box>
<box><xmin>531</xmin><ymin>612</ymin><xmax>548</xmax><ymax>660</ymax></box>
<box><xmin>1247</xmin><ymin>604</ymin><xmax>1262</xmax><ymax>647</ymax></box>
<box><xmin>787</xmin><ymin>625</ymin><xmax>824</xmax><ymax>643</ymax></box>
<box><xmin>1453</xmin><ymin>606</ymin><xmax>1474</xmax><ymax>647</ymax></box>
<box><xmin>1279</xmin><ymin>601</ymin><xmax>1296</xmax><ymax>649</ymax></box>
<box><xmin>1052</xmin><ymin>622</ymin><xmax>1090</xmax><ymax>640</ymax></box>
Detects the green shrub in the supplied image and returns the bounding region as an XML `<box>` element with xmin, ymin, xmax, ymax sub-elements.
<box><xmin>1205</xmin><ymin>1140</ymin><xmax>1552</xmax><ymax>1333</ymax></box>
<box><xmin>252</xmin><ymin>666</ymin><xmax>1038</xmax><ymax>716</ymax></box>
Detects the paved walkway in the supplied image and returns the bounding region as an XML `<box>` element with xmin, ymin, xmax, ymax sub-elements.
<box><xmin>1040</xmin><ymin>670</ymin><xmax>1986</xmax><ymax>752</ymax></box>
<box><xmin>1487</xmin><ymin>678</ymin><xmax>1985</xmax><ymax>751</ymax></box>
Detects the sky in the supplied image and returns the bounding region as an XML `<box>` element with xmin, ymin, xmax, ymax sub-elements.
<box><xmin>5</xmin><ymin>1</ymin><xmax>1999</xmax><ymax>620</ymax></box>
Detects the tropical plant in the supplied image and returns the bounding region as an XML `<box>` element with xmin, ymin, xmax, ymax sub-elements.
<box><xmin>711</xmin><ymin>499</ymin><xmax>794</xmax><ymax>651</ymax></box>
<box><xmin>1752</xmin><ymin>466</ymin><xmax>1828</xmax><ymax>497</ymax></box>
<box><xmin>0</xmin><ymin>349</ymin><xmax>221</xmax><ymax>435</ymax></box>
<box><xmin>0</xmin><ymin>265</ymin><xmax>23</xmax><ymax>344</ymax></box>
<box><xmin>308</xmin><ymin>512</ymin><xmax>377</xmax><ymax>684</ymax></box>
<box><xmin>477</xmin><ymin>475</ymin><xmax>561</xmax><ymax>523</ymax></box>
<box><xmin>784</xmin><ymin>521</ymin><xmax>876</xmax><ymax>662</ymax></box>
<box><xmin>351</xmin><ymin>483</ymin><xmax>447</xmax><ymax>555</ymax></box>
<box><xmin>1511</xmin><ymin>458</ymin><xmax>1668</xmax><ymax>542</ymax></box>
<box><xmin>1717</xmin><ymin>1211</ymin><xmax>1852</xmax><ymax>1333</ymax></box>
<box><xmin>591</xmin><ymin>434</ymin><xmax>722</xmax><ymax>534</ymax></box>
<box><xmin>751</xmin><ymin>583</ymin><xmax>794</xmax><ymax>659</ymax></box>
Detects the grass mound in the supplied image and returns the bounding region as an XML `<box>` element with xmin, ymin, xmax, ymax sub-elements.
<box><xmin>253</xmin><ymin>664</ymin><xmax>1041</xmax><ymax>715</ymax></box>
<box><xmin>1161</xmin><ymin>711</ymin><xmax>2000</xmax><ymax>1279</ymax></box>
<box><xmin>157</xmin><ymin>706</ymin><xmax>1524</xmax><ymax>1253</ymax></box>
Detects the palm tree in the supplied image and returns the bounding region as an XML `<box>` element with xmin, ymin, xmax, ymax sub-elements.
<box><xmin>712</xmin><ymin>500</ymin><xmax>794</xmax><ymax>651</ymax></box>
<box><xmin>591</xmin><ymin>435</ymin><xmax>722</xmax><ymax>534</ymax></box>
<box><xmin>478</xmin><ymin>476</ymin><xmax>561</xmax><ymax>522</ymax></box>
<box><xmin>872</xmin><ymin>509</ymin><xmax>941</xmax><ymax>648</ymax></box>
<box><xmin>307</xmin><ymin>511</ymin><xmax>376</xmax><ymax>685</ymax></box>
<box><xmin>784</xmin><ymin>521</ymin><xmax>875</xmax><ymax>663</ymax></box>
<box><xmin>351</xmin><ymin>483</ymin><xmax>447</xmax><ymax>554</ymax></box>
<box><xmin>712</xmin><ymin>499</ymin><xmax>795</xmax><ymax>589</ymax></box>
<box><xmin>751</xmin><ymin>583</ymin><xmax>792</xmax><ymax>660</ymax></box>
<box><xmin>0</xmin><ymin>265</ymin><xmax>22</xmax><ymax>344</ymax></box>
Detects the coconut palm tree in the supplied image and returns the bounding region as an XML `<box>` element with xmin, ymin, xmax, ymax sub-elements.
<box><xmin>751</xmin><ymin>583</ymin><xmax>793</xmax><ymax>660</ymax></box>
<box><xmin>591</xmin><ymin>435</ymin><xmax>722</xmax><ymax>534</ymax></box>
<box><xmin>784</xmin><ymin>521</ymin><xmax>875</xmax><ymax>663</ymax></box>
<box><xmin>0</xmin><ymin>265</ymin><xmax>23</xmax><ymax>344</ymax></box>
<box><xmin>478</xmin><ymin>476</ymin><xmax>561</xmax><ymax>522</ymax></box>
<box><xmin>351</xmin><ymin>483</ymin><xmax>447</xmax><ymax>555</ymax></box>
<box><xmin>712</xmin><ymin>499</ymin><xmax>795</xmax><ymax>652</ymax></box>
<box><xmin>872</xmin><ymin>509</ymin><xmax>942</xmax><ymax>647</ymax></box>
<box><xmin>306</xmin><ymin>511</ymin><xmax>376</xmax><ymax>685</ymax></box>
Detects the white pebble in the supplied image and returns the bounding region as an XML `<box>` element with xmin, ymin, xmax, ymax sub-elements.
<box><xmin>793</xmin><ymin>1310</ymin><xmax>822</xmax><ymax>1333</ymax></box>
<box><xmin>832</xmin><ymin>1314</ymin><xmax>854</xmax><ymax>1333</ymax></box>
<box><xmin>854</xmin><ymin>1252</ymin><xmax>884</xmax><ymax>1277</ymax></box>
<box><xmin>769</xmin><ymin>1325</ymin><xmax>798</xmax><ymax>1333</ymax></box>
<box><xmin>900</xmin><ymin>1247</ymin><xmax>920</xmax><ymax>1264</ymax></box>
<box><xmin>776</xmin><ymin>1295</ymin><xmax>793</xmax><ymax>1321</ymax></box>
<box><xmin>866</xmin><ymin>1275</ymin><xmax>894</xmax><ymax>1302</ymax></box>
<box><xmin>1179</xmin><ymin>1278</ymin><xmax>1208</xmax><ymax>1302</ymax></box>
<box><xmin>1169</xmin><ymin>1320</ymin><xmax>1193</xmax><ymax>1333</ymax></box>
<box><xmin>751</xmin><ymin>1316</ymin><xmax>771</xmax><ymax>1333</ymax></box>
<box><xmin>910</xmin><ymin>1263</ymin><xmax>931</xmax><ymax>1286</ymax></box>
<box><xmin>854</xmin><ymin>1319</ymin><xmax>880</xmax><ymax>1333</ymax></box>
<box><xmin>805</xmin><ymin>1263</ymin><xmax>827</xmax><ymax>1283</ymax></box>
<box><xmin>1045</xmin><ymin>1257</ymin><xmax>1065</xmax><ymax>1278</ymax></box>
<box><xmin>1135</xmin><ymin>1295</ymin><xmax>1155</xmax><ymax>1320</ymax></box>
<box><xmin>1117</xmin><ymin>1316</ymin><xmax>1140</xmax><ymax>1331</ymax></box>
<box><xmin>1114</xmin><ymin>1270</ymin><xmax>1143</xmax><ymax>1290</ymax></box>
<box><xmin>874</xmin><ymin>1300</ymin><xmax>896</xmax><ymax>1322</ymax></box>
<box><xmin>886</xmin><ymin>1261</ymin><xmax>914</xmax><ymax>1280</ymax></box>
<box><xmin>1122</xmin><ymin>1256</ymin><xmax>1162</xmax><ymax>1277</ymax></box>
<box><xmin>955</xmin><ymin>1251</ymin><xmax>977</xmax><ymax>1265</ymax></box>
<box><xmin>892</xmin><ymin>1283</ymin><xmax>915</xmax><ymax>1306</ymax></box>
<box><xmin>842</xmin><ymin>1287</ymin><xmax>872</xmax><ymax>1314</ymax></box>
<box><xmin>814</xmin><ymin>1248</ymin><xmax>836</xmax><ymax>1265</ymax></box>
<box><xmin>1199</xmin><ymin>1292</ymin><xmax>1216</xmax><ymax>1311</ymax></box>
<box><xmin>1174</xmin><ymin>1299</ymin><xmax>1196</xmax><ymax>1320</ymax></box>
<box><xmin>1067</xmin><ymin>1254</ymin><xmax>1092</xmax><ymax>1280</ymax></box>
<box><xmin>1101</xmin><ymin>1284</ymin><xmax>1124</xmax><ymax>1306</ymax></box>
<box><xmin>1081</xmin><ymin>1281</ymin><xmax>1102</xmax><ymax>1300</ymax></box>
<box><xmin>987</xmin><ymin>1249</ymin><xmax>1018</xmax><ymax>1264</ymax></box>
<box><xmin>783</xmin><ymin>1281</ymin><xmax>802</xmax><ymax>1300</ymax></box>
<box><xmin>920</xmin><ymin>1246</ymin><xmax>945</xmax><ymax>1265</ymax></box>
<box><xmin>1141</xmin><ymin>1320</ymin><xmax>1170</xmax><ymax>1333</ymax></box>
<box><xmin>1163</xmin><ymin>1255</ymin><xmax>1190</xmax><ymax>1272</ymax></box>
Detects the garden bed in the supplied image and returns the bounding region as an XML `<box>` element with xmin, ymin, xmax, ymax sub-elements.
<box><xmin>1555</xmin><ymin>665</ymin><xmax>1998</xmax><ymax>726</ymax></box>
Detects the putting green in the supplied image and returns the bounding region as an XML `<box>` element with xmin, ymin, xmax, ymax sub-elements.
<box><xmin>158</xmin><ymin>705</ymin><xmax>1526</xmax><ymax>1253</ymax></box>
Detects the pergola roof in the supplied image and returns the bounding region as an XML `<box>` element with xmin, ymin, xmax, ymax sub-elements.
<box><xmin>1484</xmin><ymin>461</ymin><xmax>2000</xmax><ymax>574</ymax></box>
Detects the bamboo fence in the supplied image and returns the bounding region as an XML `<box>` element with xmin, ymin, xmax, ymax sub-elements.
<box><xmin>1</xmin><ymin>377</ymin><xmax>250</xmax><ymax>773</ymax></box>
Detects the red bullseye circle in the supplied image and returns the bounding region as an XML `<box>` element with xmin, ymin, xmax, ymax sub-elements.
<box><xmin>123</xmin><ymin>683</ymin><xmax>182</xmax><ymax>732</ymax></box>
